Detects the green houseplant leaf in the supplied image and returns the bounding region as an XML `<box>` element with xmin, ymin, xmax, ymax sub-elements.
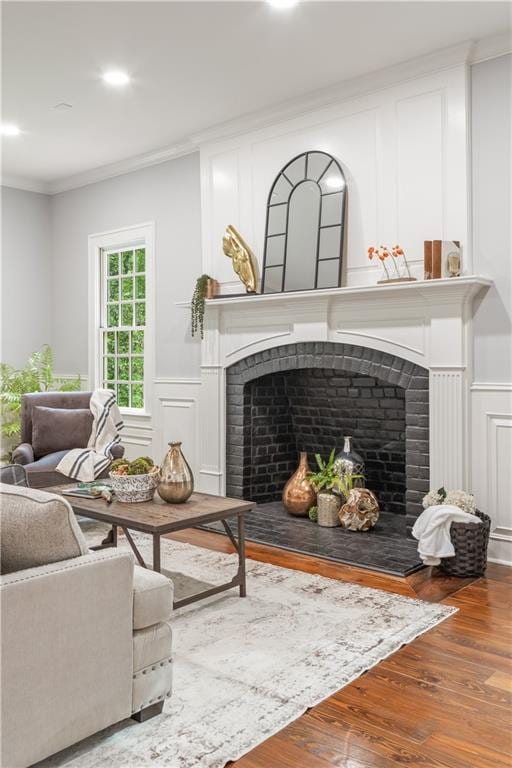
<box><xmin>0</xmin><ymin>345</ymin><xmax>81</xmax><ymax>462</ymax></box>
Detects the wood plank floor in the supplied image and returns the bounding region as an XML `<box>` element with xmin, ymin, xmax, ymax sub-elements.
<box><xmin>166</xmin><ymin>529</ymin><xmax>512</xmax><ymax>768</ymax></box>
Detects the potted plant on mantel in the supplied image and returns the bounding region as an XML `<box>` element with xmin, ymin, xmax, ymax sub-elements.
<box><xmin>191</xmin><ymin>274</ymin><xmax>219</xmax><ymax>339</ymax></box>
<box><xmin>308</xmin><ymin>449</ymin><xmax>364</xmax><ymax>527</ymax></box>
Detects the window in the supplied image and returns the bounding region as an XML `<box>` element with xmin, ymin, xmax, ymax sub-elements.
<box><xmin>89</xmin><ymin>224</ymin><xmax>153</xmax><ymax>414</ymax></box>
<box><xmin>101</xmin><ymin>246</ymin><xmax>146</xmax><ymax>409</ymax></box>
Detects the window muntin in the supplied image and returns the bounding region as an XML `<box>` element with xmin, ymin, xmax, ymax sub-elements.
<box><xmin>101</xmin><ymin>246</ymin><xmax>146</xmax><ymax>410</ymax></box>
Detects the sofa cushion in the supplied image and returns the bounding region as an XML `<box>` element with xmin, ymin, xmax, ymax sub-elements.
<box><xmin>0</xmin><ymin>484</ymin><xmax>89</xmax><ymax>574</ymax></box>
<box><xmin>32</xmin><ymin>406</ymin><xmax>93</xmax><ymax>458</ymax></box>
<box><xmin>132</xmin><ymin>566</ymin><xmax>173</xmax><ymax>630</ymax></box>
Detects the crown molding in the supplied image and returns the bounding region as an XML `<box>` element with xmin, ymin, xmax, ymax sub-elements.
<box><xmin>3</xmin><ymin>34</ymin><xmax>508</xmax><ymax>197</ymax></box>
<box><xmin>48</xmin><ymin>140</ymin><xmax>198</xmax><ymax>195</ymax></box>
<box><xmin>1</xmin><ymin>174</ymin><xmax>51</xmax><ymax>194</ymax></box>
<box><xmin>190</xmin><ymin>41</ymin><xmax>473</xmax><ymax>146</ymax></box>
<box><xmin>469</xmin><ymin>31</ymin><xmax>512</xmax><ymax>65</ymax></box>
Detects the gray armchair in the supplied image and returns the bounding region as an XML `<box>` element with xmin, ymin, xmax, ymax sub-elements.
<box><xmin>12</xmin><ymin>391</ymin><xmax>124</xmax><ymax>488</ymax></box>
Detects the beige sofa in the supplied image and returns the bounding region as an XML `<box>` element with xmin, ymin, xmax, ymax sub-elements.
<box><xmin>0</xmin><ymin>484</ymin><xmax>173</xmax><ymax>768</ymax></box>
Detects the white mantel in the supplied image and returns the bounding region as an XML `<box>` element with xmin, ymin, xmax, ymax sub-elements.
<box><xmin>186</xmin><ymin>276</ymin><xmax>492</xmax><ymax>498</ymax></box>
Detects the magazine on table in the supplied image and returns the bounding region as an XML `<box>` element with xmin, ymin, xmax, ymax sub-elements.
<box><xmin>61</xmin><ymin>481</ymin><xmax>112</xmax><ymax>499</ymax></box>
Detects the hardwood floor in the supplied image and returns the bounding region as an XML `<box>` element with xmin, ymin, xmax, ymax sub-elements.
<box><xmin>166</xmin><ymin>529</ymin><xmax>512</xmax><ymax>768</ymax></box>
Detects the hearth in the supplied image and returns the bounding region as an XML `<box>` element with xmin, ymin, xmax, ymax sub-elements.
<box><xmin>222</xmin><ymin>342</ymin><xmax>430</xmax><ymax>573</ymax></box>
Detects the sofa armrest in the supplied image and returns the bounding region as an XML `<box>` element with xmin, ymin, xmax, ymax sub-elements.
<box><xmin>1</xmin><ymin>550</ymin><xmax>134</xmax><ymax>768</ymax></box>
<box><xmin>133</xmin><ymin>565</ymin><xmax>174</xmax><ymax>630</ymax></box>
<box><xmin>11</xmin><ymin>442</ymin><xmax>34</xmax><ymax>465</ymax></box>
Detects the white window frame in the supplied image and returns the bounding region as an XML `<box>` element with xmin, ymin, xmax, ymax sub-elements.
<box><xmin>88</xmin><ymin>222</ymin><xmax>155</xmax><ymax>417</ymax></box>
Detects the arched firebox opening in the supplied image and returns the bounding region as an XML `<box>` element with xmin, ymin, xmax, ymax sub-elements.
<box><xmin>225</xmin><ymin>342</ymin><xmax>429</xmax><ymax>534</ymax></box>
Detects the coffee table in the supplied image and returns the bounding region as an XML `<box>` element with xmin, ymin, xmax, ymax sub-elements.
<box><xmin>48</xmin><ymin>486</ymin><xmax>254</xmax><ymax>610</ymax></box>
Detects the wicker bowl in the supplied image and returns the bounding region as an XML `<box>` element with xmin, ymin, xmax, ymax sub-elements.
<box><xmin>109</xmin><ymin>469</ymin><xmax>160</xmax><ymax>503</ymax></box>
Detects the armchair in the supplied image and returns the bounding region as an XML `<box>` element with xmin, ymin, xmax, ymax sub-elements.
<box><xmin>12</xmin><ymin>391</ymin><xmax>124</xmax><ymax>488</ymax></box>
<box><xmin>0</xmin><ymin>484</ymin><xmax>173</xmax><ymax>768</ymax></box>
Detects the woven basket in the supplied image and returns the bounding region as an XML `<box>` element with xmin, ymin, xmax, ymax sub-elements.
<box><xmin>440</xmin><ymin>509</ymin><xmax>491</xmax><ymax>577</ymax></box>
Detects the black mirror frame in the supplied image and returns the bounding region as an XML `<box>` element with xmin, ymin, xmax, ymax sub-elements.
<box><xmin>261</xmin><ymin>151</ymin><xmax>347</xmax><ymax>294</ymax></box>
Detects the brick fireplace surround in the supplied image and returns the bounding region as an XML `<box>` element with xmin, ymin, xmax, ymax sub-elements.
<box><xmin>226</xmin><ymin>343</ymin><xmax>429</xmax><ymax>533</ymax></box>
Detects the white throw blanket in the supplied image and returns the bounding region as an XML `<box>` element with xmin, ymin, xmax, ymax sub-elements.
<box><xmin>412</xmin><ymin>505</ymin><xmax>481</xmax><ymax>565</ymax></box>
<box><xmin>57</xmin><ymin>389</ymin><xmax>123</xmax><ymax>482</ymax></box>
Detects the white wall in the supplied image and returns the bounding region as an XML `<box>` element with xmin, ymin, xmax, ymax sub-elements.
<box><xmin>471</xmin><ymin>53</ymin><xmax>512</xmax><ymax>385</ymax></box>
<box><xmin>50</xmin><ymin>153</ymin><xmax>202</xmax><ymax>380</ymax></box>
<box><xmin>1</xmin><ymin>187</ymin><xmax>52</xmax><ymax>366</ymax></box>
<box><xmin>200</xmin><ymin>64</ymin><xmax>468</xmax><ymax>293</ymax></box>
<box><xmin>470</xmin><ymin>54</ymin><xmax>512</xmax><ymax>563</ymax></box>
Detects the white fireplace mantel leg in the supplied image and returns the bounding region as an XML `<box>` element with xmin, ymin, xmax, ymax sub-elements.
<box><xmin>429</xmin><ymin>367</ymin><xmax>468</xmax><ymax>491</ymax></box>
<box><xmin>198</xmin><ymin>364</ymin><xmax>224</xmax><ymax>494</ymax></box>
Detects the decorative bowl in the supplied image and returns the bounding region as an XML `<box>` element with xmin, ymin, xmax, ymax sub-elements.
<box><xmin>109</xmin><ymin>469</ymin><xmax>160</xmax><ymax>503</ymax></box>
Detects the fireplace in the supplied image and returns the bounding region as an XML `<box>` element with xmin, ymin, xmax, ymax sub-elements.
<box><xmin>188</xmin><ymin>277</ymin><xmax>490</xmax><ymax>575</ymax></box>
<box><xmin>226</xmin><ymin>342</ymin><xmax>430</xmax><ymax>533</ymax></box>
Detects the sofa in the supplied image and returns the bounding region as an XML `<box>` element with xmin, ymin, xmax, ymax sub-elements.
<box><xmin>12</xmin><ymin>391</ymin><xmax>124</xmax><ymax>488</ymax></box>
<box><xmin>0</xmin><ymin>484</ymin><xmax>173</xmax><ymax>768</ymax></box>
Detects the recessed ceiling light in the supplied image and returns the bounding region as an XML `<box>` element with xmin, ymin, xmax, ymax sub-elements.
<box><xmin>102</xmin><ymin>70</ymin><xmax>130</xmax><ymax>86</ymax></box>
<box><xmin>267</xmin><ymin>0</ymin><xmax>298</xmax><ymax>8</ymax></box>
<box><xmin>1</xmin><ymin>123</ymin><xmax>21</xmax><ymax>136</ymax></box>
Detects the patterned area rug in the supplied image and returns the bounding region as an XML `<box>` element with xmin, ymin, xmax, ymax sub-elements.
<box><xmin>38</xmin><ymin>531</ymin><xmax>456</xmax><ymax>768</ymax></box>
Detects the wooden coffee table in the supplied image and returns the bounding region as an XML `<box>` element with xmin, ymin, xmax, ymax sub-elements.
<box><xmin>48</xmin><ymin>486</ymin><xmax>254</xmax><ymax>609</ymax></box>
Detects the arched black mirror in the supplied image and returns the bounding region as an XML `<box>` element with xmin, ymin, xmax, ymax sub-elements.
<box><xmin>261</xmin><ymin>151</ymin><xmax>347</xmax><ymax>293</ymax></box>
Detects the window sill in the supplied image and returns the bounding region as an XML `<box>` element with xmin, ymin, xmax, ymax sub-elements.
<box><xmin>120</xmin><ymin>408</ymin><xmax>152</xmax><ymax>420</ymax></box>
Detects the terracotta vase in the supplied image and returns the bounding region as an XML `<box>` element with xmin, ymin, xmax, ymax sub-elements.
<box><xmin>282</xmin><ymin>452</ymin><xmax>316</xmax><ymax>517</ymax></box>
<box><xmin>158</xmin><ymin>441</ymin><xmax>194</xmax><ymax>503</ymax></box>
<box><xmin>205</xmin><ymin>278</ymin><xmax>220</xmax><ymax>299</ymax></box>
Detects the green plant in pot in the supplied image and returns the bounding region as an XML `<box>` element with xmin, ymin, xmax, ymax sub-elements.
<box><xmin>308</xmin><ymin>449</ymin><xmax>363</xmax><ymax>527</ymax></box>
<box><xmin>0</xmin><ymin>345</ymin><xmax>81</xmax><ymax>462</ymax></box>
<box><xmin>191</xmin><ymin>274</ymin><xmax>217</xmax><ymax>339</ymax></box>
<box><xmin>109</xmin><ymin>456</ymin><xmax>160</xmax><ymax>502</ymax></box>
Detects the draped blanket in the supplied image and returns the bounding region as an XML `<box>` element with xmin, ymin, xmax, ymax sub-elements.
<box><xmin>412</xmin><ymin>505</ymin><xmax>481</xmax><ymax>566</ymax></box>
<box><xmin>56</xmin><ymin>389</ymin><xmax>123</xmax><ymax>482</ymax></box>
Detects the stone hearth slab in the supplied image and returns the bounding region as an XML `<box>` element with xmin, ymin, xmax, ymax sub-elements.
<box><xmin>200</xmin><ymin>502</ymin><xmax>423</xmax><ymax>577</ymax></box>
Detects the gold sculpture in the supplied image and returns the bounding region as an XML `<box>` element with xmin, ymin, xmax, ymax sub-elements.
<box><xmin>222</xmin><ymin>224</ymin><xmax>258</xmax><ymax>293</ymax></box>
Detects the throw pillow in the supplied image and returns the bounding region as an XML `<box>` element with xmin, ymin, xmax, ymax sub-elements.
<box><xmin>0</xmin><ymin>484</ymin><xmax>89</xmax><ymax>574</ymax></box>
<box><xmin>31</xmin><ymin>406</ymin><xmax>93</xmax><ymax>458</ymax></box>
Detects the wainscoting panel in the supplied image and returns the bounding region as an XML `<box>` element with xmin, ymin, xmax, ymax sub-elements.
<box><xmin>200</xmin><ymin>63</ymin><xmax>468</xmax><ymax>291</ymax></box>
<box><xmin>471</xmin><ymin>384</ymin><xmax>512</xmax><ymax>564</ymax></box>
<box><xmin>121</xmin><ymin>416</ymin><xmax>154</xmax><ymax>460</ymax></box>
<box><xmin>153</xmin><ymin>378</ymin><xmax>202</xmax><ymax>481</ymax></box>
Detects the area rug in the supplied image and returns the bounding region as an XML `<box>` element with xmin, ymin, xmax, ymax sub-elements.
<box><xmin>38</xmin><ymin>532</ymin><xmax>456</xmax><ymax>768</ymax></box>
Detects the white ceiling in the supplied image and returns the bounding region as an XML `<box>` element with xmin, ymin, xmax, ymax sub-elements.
<box><xmin>2</xmin><ymin>1</ymin><xmax>511</xmax><ymax>189</ymax></box>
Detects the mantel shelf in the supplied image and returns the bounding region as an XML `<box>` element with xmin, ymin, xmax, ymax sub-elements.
<box><xmin>176</xmin><ymin>276</ymin><xmax>492</xmax><ymax>309</ymax></box>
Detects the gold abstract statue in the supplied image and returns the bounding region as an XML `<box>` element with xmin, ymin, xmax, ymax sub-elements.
<box><xmin>222</xmin><ymin>224</ymin><xmax>258</xmax><ymax>293</ymax></box>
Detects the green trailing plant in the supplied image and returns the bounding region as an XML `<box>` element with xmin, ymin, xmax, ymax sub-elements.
<box><xmin>308</xmin><ymin>448</ymin><xmax>363</xmax><ymax>498</ymax></box>
<box><xmin>0</xmin><ymin>345</ymin><xmax>81</xmax><ymax>460</ymax></box>
<box><xmin>308</xmin><ymin>505</ymin><xmax>318</xmax><ymax>522</ymax></box>
<box><xmin>191</xmin><ymin>274</ymin><xmax>214</xmax><ymax>339</ymax></box>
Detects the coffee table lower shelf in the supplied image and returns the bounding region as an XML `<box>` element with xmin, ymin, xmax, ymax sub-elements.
<box><xmin>94</xmin><ymin>517</ymin><xmax>247</xmax><ymax>610</ymax></box>
<box><xmin>48</xmin><ymin>487</ymin><xmax>253</xmax><ymax>611</ymax></box>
